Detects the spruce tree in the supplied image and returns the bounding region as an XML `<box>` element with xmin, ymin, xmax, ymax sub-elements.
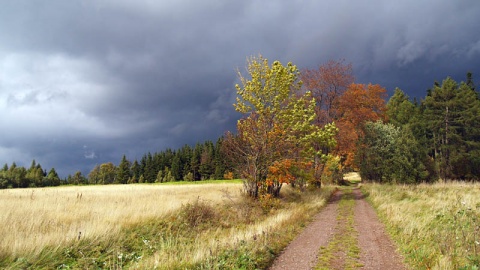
<box><xmin>191</xmin><ymin>143</ymin><xmax>202</xmax><ymax>180</ymax></box>
<box><xmin>171</xmin><ymin>155</ymin><xmax>182</xmax><ymax>181</ymax></box>
<box><xmin>386</xmin><ymin>88</ymin><xmax>416</xmax><ymax>127</ymax></box>
<box><xmin>116</xmin><ymin>155</ymin><xmax>131</xmax><ymax>184</ymax></box>
<box><xmin>423</xmin><ymin>76</ymin><xmax>480</xmax><ymax>180</ymax></box>
<box><xmin>130</xmin><ymin>160</ymin><xmax>141</xmax><ymax>183</ymax></box>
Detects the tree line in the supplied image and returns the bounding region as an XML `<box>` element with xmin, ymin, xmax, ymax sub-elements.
<box><xmin>0</xmin><ymin>160</ymin><xmax>61</xmax><ymax>188</ymax></box>
<box><xmin>0</xmin><ymin>139</ymin><xmax>233</xmax><ymax>188</ymax></box>
<box><xmin>83</xmin><ymin>139</ymin><xmax>233</xmax><ymax>185</ymax></box>
<box><xmin>66</xmin><ymin>139</ymin><xmax>234</xmax><ymax>185</ymax></box>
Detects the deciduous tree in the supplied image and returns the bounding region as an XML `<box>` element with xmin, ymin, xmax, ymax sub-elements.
<box><xmin>301</xmin><ymin>60</ymin><xmax>354</xmax><ymax>126</ymax></box>
<box><xmin>335</xmin><ymin>83</ymin><xmax>387</xmax><ymax>167</ymax></box>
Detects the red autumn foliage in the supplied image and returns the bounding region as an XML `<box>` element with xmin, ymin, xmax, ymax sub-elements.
<box><xmin>334</xmin><ymin>83</ymin><xmax>387</xmax><ymax>167</ymax></box>
<box><xmin>301</xmin><ymin>59</ymin><xmax>355</xmax><ymax>126</ymax></box>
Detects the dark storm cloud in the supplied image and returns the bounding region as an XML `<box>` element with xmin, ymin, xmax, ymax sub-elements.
<box><xmin>1</xmin><ymin>0</ymin><xmax>479</xmax><ymax>176</ymax></box>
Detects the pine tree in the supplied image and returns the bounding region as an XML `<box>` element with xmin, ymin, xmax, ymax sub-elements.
<box><xmin>423</xmin><ymin>76</ymin><xmax>480</xmax><ymax>180</ymax></box>
<box><xmin>451</xmin><ymin>82</ymin><xmax>480</xmax><ymax>178</ymax></box>
<box><xmin>386</xmin><ymin>88</ymin><xmax>416</xmax><ymax>127</ymax></box>
<box><xmin>199</xmin><ymin>141</ymin><xmax>214</xmax><ymax>179</ymax></box>
<box><xmin>180</xmin><ymin>145</ymin><xmax>192</xmax><ymax>178</ymax></box>
<box><xmin>45</xmin><ymin>168</ymin><xmax>61</xmax><ymax>186</ymax></box>
<box><xmin>213</xmin><ymin>138</ymin><xmax>226</xmax><ymax>179</ymax></box>
<box><xmin>156</xmin><ymin>170</ymin><xmax>163</xmax><ymax>183</ymax></box>
<box><xmin>424</xmin><ymin>78</ymin><xmax>458</xmax><ymax>179</ymax></box>
<box><xmin>466</xmin><ymin>72</ymin><xmax>476</xmax><ymax>91</ymax></box>
<box><xmin>130</xmin><ymin>160</ymin><xmax>141</xmax><ymax>183</ymax></box>
<box><xmin>143</xmin><ymin>153</ymin><xmax>156</xmax><ymax>183</ymax></box>
<box><xmin>116</xmin><ymin>155</ymin><xmax>131</xmax><ymax>184</ymax></box>
<box><xmin>191</xmin><ymin>143</ymin><xmax>202</xmax><ymax>180</ymax></box>
<box><xmin>171</xmin><ymin>155</ymin><xmax>182</xmax><ymax>181</ymax></box>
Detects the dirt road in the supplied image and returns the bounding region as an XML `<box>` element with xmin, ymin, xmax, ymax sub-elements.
<box><xmin>269</xmin><ymin>187</ymin><xmax>406</xmax><ymax>270</ymax></box>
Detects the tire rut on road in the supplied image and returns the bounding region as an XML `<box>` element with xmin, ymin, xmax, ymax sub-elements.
<box><xmin>269</xmin><ymin>190</ymin><xmax>342</xmax><ymax>270</ymax></box>
<box><xmin>269</xmin><ymin>187</ymin><xmax>406</xmax><ymax>270</ymax></box>
<box><xmin>353</xmin><ymin>188</ymin><xmax>405</xmax><ymax>270</ymax></box>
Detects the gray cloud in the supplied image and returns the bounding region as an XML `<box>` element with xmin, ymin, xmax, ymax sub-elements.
<box><xmin>0</xmin><ymin>0</ymin><xmax>479</xmax><ymax>176</ymax></box>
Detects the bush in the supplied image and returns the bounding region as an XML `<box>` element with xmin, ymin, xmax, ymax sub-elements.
<box><xmin>178</xmin><ymin>197</ymin><xmax>216</xmax><ymax>228</ymax></box>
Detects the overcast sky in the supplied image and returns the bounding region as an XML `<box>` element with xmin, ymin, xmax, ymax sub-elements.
<box><xmin>1</xmin><ymin>0</ymin><xmax>479</xmax><ymax>177</ymax></box>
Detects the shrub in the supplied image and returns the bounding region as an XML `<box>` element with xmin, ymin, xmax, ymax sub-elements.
<box><xmin>178</xmin><ymin>197</ymin><xmax>216</xmax><ymax>228</ymax></box>
<box><xmin>224</xmin><ymin>171</ymin><xmax>234</xmax><ymax>180</ymax></box>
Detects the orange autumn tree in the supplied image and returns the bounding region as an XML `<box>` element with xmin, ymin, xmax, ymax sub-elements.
<box><xmin>266</xmin><ymin>159</ymin><xmax>296</xmax><ymax>195</ymax></box>
<box><xmin>335</xmin><ymin>83</ymin><xmax>387</xmax><ymax>167</ymax></box>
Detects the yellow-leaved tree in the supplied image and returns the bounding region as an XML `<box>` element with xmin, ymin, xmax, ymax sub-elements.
<box><xmin>223</xmin><ymin>55</ymin><xmax>337</xmax><ymax>198</ymax></box>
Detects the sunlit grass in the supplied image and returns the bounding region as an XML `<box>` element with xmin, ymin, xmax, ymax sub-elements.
<box><xmin>343</xmin><ymin>172</ymin><xmax>361</xmax><ymax>184</ymax></box>
<box><xmin>134</xmin><ymin>185</ymin><xmax>336</xmax><ymax>269</ymax></box>
<box><xmin>0</xmin><ymin>182</ymin><xmax>335</xmax><ymax>269</ymax></box>
<box><xmin>0</xmin><ymin>183</ymin><xmax>241</xmax><ymax>259</ymax></box>
<box><xmin>363</xmin><ymin>182</ymin><xmax>480</xmax><ymax>269</ymax></box>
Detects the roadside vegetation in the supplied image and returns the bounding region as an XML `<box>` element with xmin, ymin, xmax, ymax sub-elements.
<box><xmin>0</xmin><ymin>182</ymin><xmax>335</xmax><ymax>269</ymax></box>
<box><xmin>363</xmin><ymin>182</ymin><xmax>480</xmax><ymax>269</ymax></box>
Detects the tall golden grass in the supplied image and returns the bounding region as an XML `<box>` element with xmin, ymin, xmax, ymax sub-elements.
<box><xmin>1</xmin><ymin>182</ymin><xmax>335</xmax><ymax>269</ymax></box>
<box><xmin>364</xmin><ymin>181</ymin><xmax>480</xmax><ymax>269</ymax></box>
<box><xmin>0</xmin><ymin>183</ymin><xmax>241</xmax><ymax>259</ymax></box>
<box><xmin>133</xmin><ymin>185</ymin><xmax>334</xmax><ymax>269</ymax></box>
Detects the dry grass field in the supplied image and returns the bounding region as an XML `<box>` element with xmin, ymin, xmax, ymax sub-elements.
<box><xmin>0</xmin><ymin>183</ymin><xmax>241</xmax><ymax>259</ymax></box>
<box><xmin>363</xmin><ymin>181</ymin><xmax>480</xmax><ymax>269</ymax></box>
<box><xmin>0</xmin><ymin>182</ymin><xmax>335</xmax><ymax>269</ymax></box>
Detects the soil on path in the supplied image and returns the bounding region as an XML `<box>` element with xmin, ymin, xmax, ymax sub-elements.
<box><xmin>268</xmin><ymin>190</ymin><xmax>342</xmax><ymax>269</ymax></box>
<box><xmin>353</xmin><ymin>188</ymin><xmax>405</xmax><ymax>270</ymax></box>
<box><xmin>269</xmin><ymin>187</ymin><xmax>406</xmax><ymax>270</ymax></box>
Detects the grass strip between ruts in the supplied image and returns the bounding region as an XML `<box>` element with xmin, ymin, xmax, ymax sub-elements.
<box><xmin>315</xmin><ymin>187</ymin><xmax>363</xmax><ymax>270</ymax></box>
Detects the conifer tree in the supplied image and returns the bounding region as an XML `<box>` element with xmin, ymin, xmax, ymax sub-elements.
<box><xmin>130</xmin><ymin>160</ymin><xmax>141</xmax><ymax>183</ymax></box>
<box><xmin>116</xmin><ymin>155</ymin><xmax>131</xmax><ymax>184</ymax></box>
<box><xmin>171</xmin><ymin>155</ymin><xmax>182</xmax><ymax>181</ymax></box>
<box><xmin>386</xmin><ymin>88</ymin><xmax>416</xmax><ymax>127</ymax></box>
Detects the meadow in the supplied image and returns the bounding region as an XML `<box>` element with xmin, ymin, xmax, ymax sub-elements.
<box><xmin>0</xmin><ymin>182</ymin><xmax>335</xmax><ymax>269</ymax></box>
<box><xmin>363</xmin><ymin>181</ymin><xmax>480</xmax><ymax>269</ymax></box>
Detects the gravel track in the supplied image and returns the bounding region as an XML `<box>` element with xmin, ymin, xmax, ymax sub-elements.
<box><xmin>269</xmin><ymin>187</ymin><xmax>406</xmax><ymax>270</ymax></box>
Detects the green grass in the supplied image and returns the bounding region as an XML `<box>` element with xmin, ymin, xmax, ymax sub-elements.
<box><xmin>157</xmin><ymin>179</ymin><xmax>243</xmax><ymax>185</ymax></box>
<box><xmin>363</xmin><ymin>182</ymin><xmax>480</xmax><ymax>270</ymax></box>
